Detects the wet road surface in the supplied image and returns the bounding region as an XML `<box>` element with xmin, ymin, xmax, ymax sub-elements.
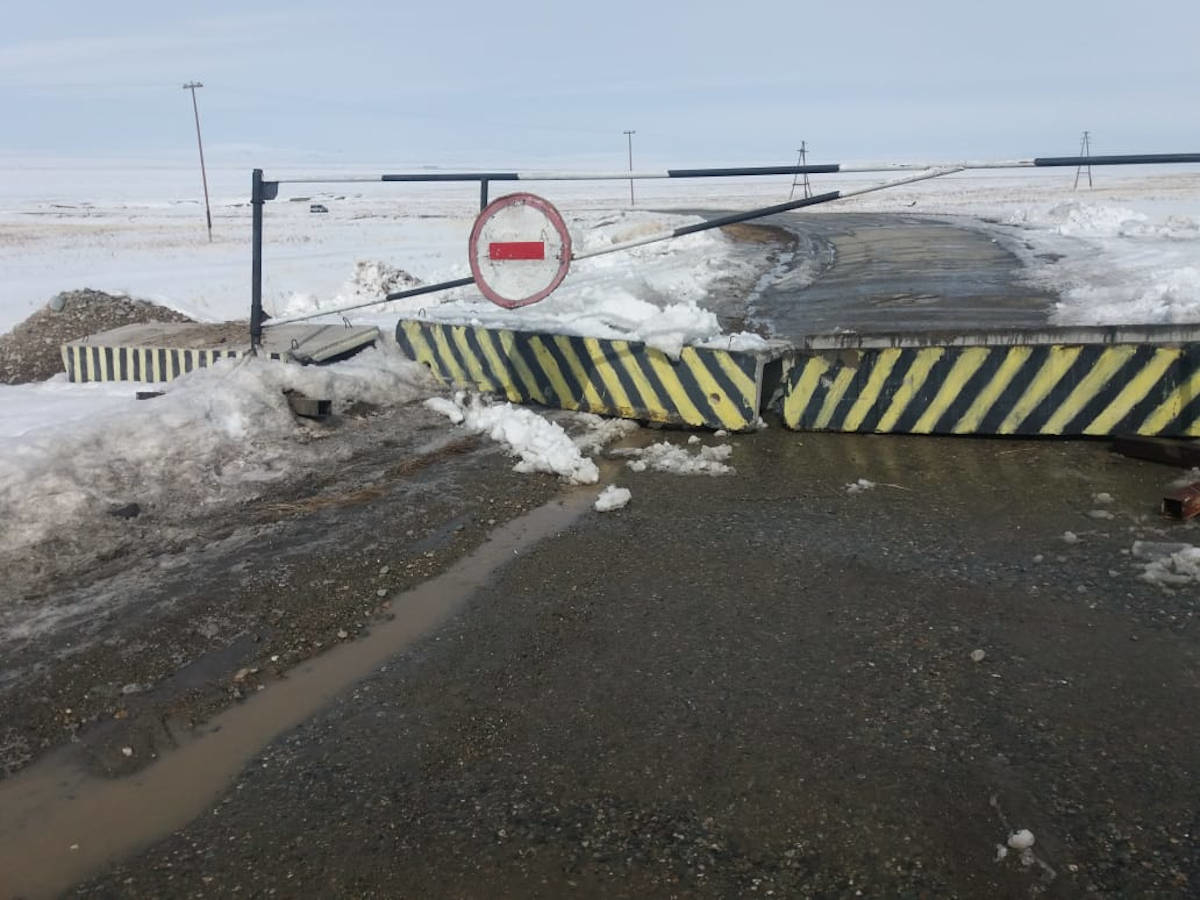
<box><xmin>54</xmin><ymin>429</ymin><xmax>1200</xmax><ymax>898</ymax></box>
<box><xmin>744</xmin><ymin>212</ymin><xmax>1055</xmax><ymax>338</ymax></box>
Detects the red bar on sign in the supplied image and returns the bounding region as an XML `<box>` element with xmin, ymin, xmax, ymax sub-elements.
<box><xmin>489</xmin><ymin>241</ymin><xmax>545</xmax><ymax>260</ymax></box>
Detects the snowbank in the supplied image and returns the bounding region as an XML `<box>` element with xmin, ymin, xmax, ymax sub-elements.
<box><xmin>0</xmin><ymin>347</ymin><xmax>434</xmax><ymax>557</ymax></box>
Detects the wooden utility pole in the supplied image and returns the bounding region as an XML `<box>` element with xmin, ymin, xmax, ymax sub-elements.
<box><xmin>183</xmin><ymin>81</ymin><xmax>213</xmax><ymax>241</ymax></box>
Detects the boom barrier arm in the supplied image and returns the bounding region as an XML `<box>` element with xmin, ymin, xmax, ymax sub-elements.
<box><xmin>258</xmin><ymin>168</ymin><xmax>962</xmax><ymax>329</ymax></box>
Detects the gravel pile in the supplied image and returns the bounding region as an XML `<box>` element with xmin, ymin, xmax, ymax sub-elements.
<box><xmin>0</xmin><ymin>289</ymin><xmax>193</xmax><ymax>385</ymax></box>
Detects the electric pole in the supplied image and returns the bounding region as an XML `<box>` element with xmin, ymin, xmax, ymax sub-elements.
<box><xmin>789</xmin><ymin>141</ymin><xmax>812</xmax><ymax>201</ymax></box>
<box><xmin>183</xmin><ymin>81</ymin><xmax>213</xmax><ymax>242</ymax></box>
<box><xmin>623</xmin><ymin>130</ymin><xmax>636</xmax><ymax>206</ymax></box>
<box><xmin>1074</xmin><ymin>130</ymin><xmax>1093</xmax><ymax>190</ymax></box>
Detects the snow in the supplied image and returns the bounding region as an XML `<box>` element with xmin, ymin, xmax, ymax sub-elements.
<box><xmin>1132</xmin><ymin>540</ymin><xmax>1200</xmax><ymax>587</ymax></box>
<box><xmin>423</xmin><ymin>392</ymin><xmax>600</xmax><ymax>484</ymax></box>
<box><xmin>1007</xmin><ymin>829</ymin><xmax>1036</xmax><ymax>850</ymax></box>
<box><xmin>594</xmin><ymin>485</ymin><xmax>632</xmax><ymax>512</ymax></box>
<box><xmin>624</xmin><ymin>441</ymin><xmax>734</xmax><ymax>476</ymax></box>
<box><xmin>0</xmin><ymin>346</ymin><xmax>434</xmax><ymax>562</ymax></box>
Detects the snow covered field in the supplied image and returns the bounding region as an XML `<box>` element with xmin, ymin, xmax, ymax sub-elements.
<box><xmin>2</xmin><ymin>158</ymin><xmax>1200</xmax><ymax>611</ymax></box>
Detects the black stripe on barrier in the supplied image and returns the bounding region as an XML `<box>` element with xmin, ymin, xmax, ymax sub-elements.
<box><xmin>1019</xmin><ymin>345</ymin><xmax>1104</xmax><ymax>434</ymax></box>
<box><xmin>672</xmin><ymin>190</ymin><xmax>842</xmax><ymax>238</ymax></box>
<box><xmin>1068</xmin><ymin>345</ymin><xmax>1154</xmax><ymax>432</ymax></box>
<box><xmin>925</xmin><ymin>350</ymin><xmax>1002</xmax><ymax>434</ymax></box>
<box><xmin>667</xmin><ymin>165</ymin><xmax>841</xmax><ymax>178</ymax></box>
<box><xmin>1113</xmin><ymin>353</ymin><xmax>1184</xmax><ymax>434</ymax></box>
<box><xmin>381</xmin><ymin>173</ymin><xmax>519</xmax><ymax>182</ymax></box>
<box><xmin>857</xmin><ymin>349</ymin><xmax>920</xmax><ymax>433</ymax></box>
<box><xmin>1033</xmin><ymin>153</ymin><xmax>1200</xmax><ymax>167</ymax></box>
<box><xmin>978</xmin><ymin>347</ymin><xmax>1049</xmax><ymax>434</ymax></box>
<box><xmin>384</xmin><ymin>276</ymin><xmax>475</xmax><ymax>303</ymax></box>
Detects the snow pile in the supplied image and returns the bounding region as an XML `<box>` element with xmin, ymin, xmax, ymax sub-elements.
<box><xmin>0</xmin><ymin>347</ymin><xmax>435</xmax><ymax>556</ymax></box>
<box><xmin>1132</xmin><ymin>540</ymin><xmax>1200</xmax><ymax>587</ymax></box>
<box><xmin>845</xmin><ymin>478</ymin><xmax>876</xmax><ymax>494</ymax></box>
<box><xmin>424</xmin><ymin>392</ymin><xmax>599</xmax><ymax>484</ymax></box>
<box><xmin>1002</xmin><ymin>199</ymin><xmax>1200</xmax><ymax>326</ymax></box>
<box><xmin>594</xmin><ymin>484</ymin><xmax>632</xmax><ymax>512</ymax></box>
<box><xmin>274</xmin><ymin>260</ymin><xmax>422</xmax><ymax>320</ymax></box>
<box><xmin>623</xmin><ymin>440</ymin><xmax>734</xmax><ymax>476</ymax></box>
<box><xmin>1022</xmin><ymin>201</ymin><xmax>1148</xmax><ymax>238</ymax></box>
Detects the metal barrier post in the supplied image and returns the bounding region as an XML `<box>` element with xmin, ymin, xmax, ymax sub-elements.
<box><xmin>250</xmin><ymin>168</ymin><xmax>265</xmax><ymax>352</ymax></box>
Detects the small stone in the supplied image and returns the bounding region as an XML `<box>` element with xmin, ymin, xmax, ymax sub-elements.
<box><xmin>337</xmin><ymin>629</ymin><xmax>348</xmax><ymax>639</ymax></box>
<box><xmin>1032</xmin><ymin>554</ymin><xmax>1044</xmax><ymax>563</ymax></box>
<box><xmin>376</xmin><ymin>589</ymin><xmax>387</xmax><ymax>597</ymax></box>
<box><xmin>120</xmin><ymin>683</ymin><xmax>141</xmax><ymax>695</ymax></box>
<box><xmin>1088</xmin><ymin>509</ymin><xmax>1114</xmax><ymax>520</ymax></box>
<box><xmin>970</xmin><ymin>649</ymin><xmax>986</xmax><ymax>663</ymax></box>
<box><xmin>108</xmin><ymin>502</ymin><xmax>141</xmax><ymax>520</ymax></box>
<box><xmin>69</xmin><ymin>843</ymin><xmax>79</xmax><ymax>851</ymax></box>
<box><xmin>1062</xmin><ymin>531</ymin><xmax>1079</xmax><ymax>544</ymax></box>
<box><xmin>233</xmin><ymin>668</ymin><xmax>252</xmax><ymax>683</ymax></box>
<box><xmin>121</xmin><ymin>746</ymin><xmax>134</xmax><ymax>757</ymax></box>
<box><xmin>379</xmin><ymin>566</ymin><xmax>390</xmax><ymax>575</ymax></box>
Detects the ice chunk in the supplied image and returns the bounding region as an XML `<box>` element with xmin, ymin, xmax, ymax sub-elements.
<box><xmin>594</xmin><ymin>485</ymin><xmax>632</xmax><ymax>512</ymax></box>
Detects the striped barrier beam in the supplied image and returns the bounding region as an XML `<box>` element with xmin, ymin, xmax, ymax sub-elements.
<box><xmin>60</xmin><ymin>343</ymin><xmax>281</xmax><ymax>383</ymax></box>
<box><xmin>265</xmin><ymin>153</ymin><xmax>1200</xmax><ymax>184</ymax></box>
<box><xmin>396</xmin><ymin>319</ymin><xmax>768</xmax><ymax>432</ymax></box>
<box><xmin>777</xmin><ymin>326</ymin><xmax>1200</xmax><ymax>437</ymax></box>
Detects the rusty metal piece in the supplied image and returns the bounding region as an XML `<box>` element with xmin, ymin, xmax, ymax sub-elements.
<box><xmin>1113</xmin><ymin>435</ymin><xmax>1200</xmax><ymax>468</ymax></box>
<box><xmin>1162</xmin><ymin>482</ymin><xmax>1200</xmax><ymax>520</ymax></box>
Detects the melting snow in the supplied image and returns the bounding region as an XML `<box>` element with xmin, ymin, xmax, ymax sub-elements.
<box><xmin>594</xmin><ymin>484</ymin><xmax>632</xmax><ymax>512</ymax></box>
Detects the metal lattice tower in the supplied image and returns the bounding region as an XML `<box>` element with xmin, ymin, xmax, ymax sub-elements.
<box><xmin>1074</xmin><ymin>130</ymin><xmax>1094</xmax><ymax>190</ymax></box>
<box><xmin>789</xmin><ymin>141</ymin><xmax>812</xmax><ymax>200</ymax></box>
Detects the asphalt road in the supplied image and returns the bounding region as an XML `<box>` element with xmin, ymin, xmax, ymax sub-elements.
<box><xmin>745</xmin><ymin>211</ymin><xmax>1055</xmax><ymax>338</ymax></box>
<box><xmin>74</xmin><ymin>429</ymin><xmax>1200</xmax><ymax>897</ymax></box>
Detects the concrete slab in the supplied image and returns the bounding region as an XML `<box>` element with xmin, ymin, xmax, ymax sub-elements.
<box><xmin>60</xmin><ymin>322</ymin><xmax>380</xmax><ymax>383</ymax></box>
<box><xmin>776</xmin><ymin>324</ymin><xmax>1200</xmax><ymax>436</ymax></box>
<box><xmin>396</xmin><ymin>319</ymin><xmax>774</xmax><ymax>432</ymax></box>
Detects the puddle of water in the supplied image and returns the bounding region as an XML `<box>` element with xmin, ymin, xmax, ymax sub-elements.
<box><xmin>0</xmin><ymin>486</ymin><xmax>596</xmax><ymax>899</ymax></box>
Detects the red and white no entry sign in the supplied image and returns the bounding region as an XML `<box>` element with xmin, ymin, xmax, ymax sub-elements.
<box><xmin>468</xmin><ymin>192</ymin><xmax>572</xmax><ymax>308</ymax></box>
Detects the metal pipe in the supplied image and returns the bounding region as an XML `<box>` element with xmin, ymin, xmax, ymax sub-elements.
<box><xmin>264</xmin><ymin>152</ymin><xmax>1199</xmax><ymax>184</ymax></box>
<box><xmin>261</xmin><ymin>276</ymin><xmax>476</xmax><ymax>329</ymax></box>
<box><xmin>250</xmin><ymin>168</ymin><xmax>265</xmax><ymax>351</ymax></box>
<box><xmin>572</xmin><ymin>168</ymin><xmax>962</xmax><ymax>262</ymax></box>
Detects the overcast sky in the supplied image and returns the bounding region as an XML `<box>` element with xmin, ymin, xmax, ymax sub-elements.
<box><xmin>3</xmin><ymin>0</ymin><xmax>1198</xmax><ymax>169</ymax></box>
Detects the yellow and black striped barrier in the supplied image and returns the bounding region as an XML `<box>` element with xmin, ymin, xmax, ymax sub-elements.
<box><xmin>60</xmin><ymin>344</ymin><xmax>269</xmax><ymax>383</ymax></box>
<box><xmin>778</xmin><ymin>326</ymin><xmax>1200</xmax><ymax>436</ymax></box>
<box><xmin>396</xmin><ymin>319</ymin><xmax>767</xmax><ymax>431</ymax></box>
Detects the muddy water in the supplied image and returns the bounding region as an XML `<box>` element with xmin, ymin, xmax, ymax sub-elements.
<box><xmin>0</xmin><ymin>485</ymin><xmax>597</xmax><ymax>899</ymax></box>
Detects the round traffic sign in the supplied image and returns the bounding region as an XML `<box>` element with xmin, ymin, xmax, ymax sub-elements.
<box><xmin>468</xmin><ymin>192</ymin><xmax>572</xmax><ymax>309</ymax></box>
